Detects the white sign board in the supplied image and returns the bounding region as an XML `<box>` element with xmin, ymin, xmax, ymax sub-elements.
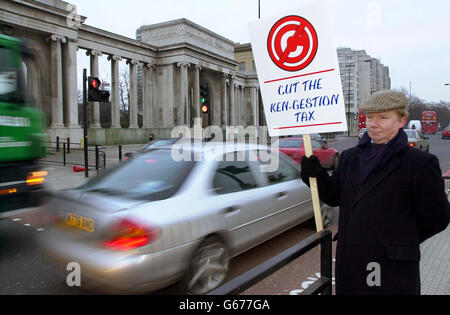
<box><xmin>249</xmin><ymin>0</ymin><xmax>347</xmax><ymax>137</ymax></box>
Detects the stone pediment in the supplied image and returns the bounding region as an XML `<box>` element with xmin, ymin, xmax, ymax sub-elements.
<box><xmin>137</xmin><ymin>18</ymin><xmax>235</xmax><ymax>60</ymax></box>
<box><xmin>34</xmin><ymin>0</ymin><xmax>72</xmax><ymax>10</ymax></box>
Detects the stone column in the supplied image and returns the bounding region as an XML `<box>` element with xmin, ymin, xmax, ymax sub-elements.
<box><xmin>177</xmin><ymin>62</ymin><xmax>190</xmax><ymax>126</ymax></box>
<box><xmin>238</xmin><ymin>86</ymin><xmax>243</xmax><ymax>126</ymax></box>
<box><xmin>87</xmin><ymin>49</ymin><xmax>102</xmax><ymax>128</ymax></box>
<box><xmin>221</xmin><ymin>74</ymin><xmax>228</xmax><ymax>127</ymax></box>
<box><xmin>193</xmin><ymin>65</ymin><xmax>201</xmax><ymax>120</ymax></box>
<box><xmin>108</xmin><ymin>55</ymin><xmax>122</xmax><ymax>129</ymax></box>
<box><xmin>143</xmin><ymin>63</ymin><xmax>155</xmax><ymax>128</ymax></box>
<box><xmin>236</xmin><ymin>85</ymin><xmax>240</xmax><ymax>126</ymax></box>
<box><xmin>229</xmin><ymin>75</ymin><xmax>236</xmax><ymax>126</ymax></box>
<box><xmin>243</xmin><ymin>87</ymin><xmax>247</xmax><ymax>125</ymax></box>
<box><xmin>158</xmin><ymin>64</ymin><xmax>174</xmax><ymax>127</ymax></box>
<box><xmin>63</xmin><ymin>38</ymin><xmax>80</xmax><ymax>129</ymax></box>
<box><xmin>47</xmin><ymin>35</ymin><xmax>66</xmax><ymax>128</ymax></box>
<box><xmin>127</xmin><ymin>59</ymin><xmax>139</xmax><ymax>129</ymax></box>
<box><xmin>251</xmin><ymin>87</ymin><xmax>259</xmax><ymax>126</ymax></box>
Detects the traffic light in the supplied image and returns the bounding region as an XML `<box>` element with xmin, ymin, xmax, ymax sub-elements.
<box><xmin>200</xmin><ymin>84</ymin><xmax>209</xmax><ymax>114</ymax></box>
<box><xmin>88</xmin><ymin>77</ymin><xmax>110</xmax><ymax>102</ymax></box>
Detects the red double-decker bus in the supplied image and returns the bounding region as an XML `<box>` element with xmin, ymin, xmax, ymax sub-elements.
<box><xmin>421</xmin><ymin>111</ymin><xmax>437</xmax><ymax>134</ymax></box>
<box><xmin>359</xmin><ymin>111</ymin><xmax>366</xmax><ymax>130</ymax></box>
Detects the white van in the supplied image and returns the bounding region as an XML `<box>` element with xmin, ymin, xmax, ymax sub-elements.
<box><xmin>407</xmin><ymin>120</ymin><xmax>422</xmax><ymax>131</ymax></box>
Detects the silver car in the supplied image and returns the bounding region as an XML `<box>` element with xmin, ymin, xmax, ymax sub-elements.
<box><xmin>39</xmin><ymin>143</ymin><xmax>324</xmax><ymax>294</ymax></box>
<box><xmin>404</xmin><ymin>129</ymin><xmax>430</xmax><ymax>152</ymax></box>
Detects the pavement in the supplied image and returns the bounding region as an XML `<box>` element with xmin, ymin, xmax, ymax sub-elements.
<box><xmin>420</xmin><ymin>224</ymin><xmax>450</xmax><ymax>294</ymax></box>
<box><xmin>37</xmin><ymin>140</ymin><xmax>449</xmax><ymax>295</ymax></box>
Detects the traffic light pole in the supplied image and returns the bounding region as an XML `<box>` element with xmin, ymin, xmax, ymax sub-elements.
<box><xmin>83</xmin><ymin>69</ymin><xmax>89</xmax><ymax>178</ymax></box>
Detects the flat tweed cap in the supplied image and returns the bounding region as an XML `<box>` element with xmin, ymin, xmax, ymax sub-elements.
<box><xmin>360</xmin><ymin>90</ymin><xmax>408</xmax><ymax>113</ymax></box>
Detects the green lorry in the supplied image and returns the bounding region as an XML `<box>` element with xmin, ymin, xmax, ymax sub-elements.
<box><xmin>0</xmin><ymin>34</ymin><xmax>48</xmax><ymax>216</ymax></box>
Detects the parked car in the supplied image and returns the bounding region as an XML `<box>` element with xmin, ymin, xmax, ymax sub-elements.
<box><xmin>287</xmin><ymin>133</ymin><xmax>328</xmax><ymax>146</ymax></box>
<box><xmin>404</xmin><ymin>129</ymin><xmax>430</xmax><ymax>152</ymax></box>
<box><xmin>358</xmin><ymin>128</ymin><xmax>367</xmax><ymax>139</ymax></box>
<box><xmin>309</xmin><ymin>133</ymin><xmax>328</xmax><ymax>146</ymax></box>
<box><xmin>272</xmin><ymin>137</ymin><xmax>339</xmax><ymax>169</ymax></box>
<box><xmin>39</xmin><ymin>143</ymin><xmax>330</xmax><ymax>294</ymax></box>
<box><xmin>442</xmin><ymin>127</ymin><xmax>450</xmax><ymax>139</ymax></box>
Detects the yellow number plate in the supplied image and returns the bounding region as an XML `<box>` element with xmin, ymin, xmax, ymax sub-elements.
<box><xmin>66</xmin><ymin>213</ymin><xmax>95</xmax><ymax>233</ymax></box>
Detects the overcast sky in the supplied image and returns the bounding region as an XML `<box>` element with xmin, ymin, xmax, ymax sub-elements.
<box><xmin>70</xmin><ymin>0</ymin><xmax>450</xmax><ymax>104</ymax></box>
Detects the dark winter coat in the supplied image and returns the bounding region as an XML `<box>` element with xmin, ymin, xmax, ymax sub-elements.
<box><xmin>301</xmin><ymin>130</ymin><xmax>450</xmax><ymax>295</ymax></box>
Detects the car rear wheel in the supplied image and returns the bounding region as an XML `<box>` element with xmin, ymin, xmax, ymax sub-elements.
<box><xmin>184</xmin><ymin>236</ymin><xmax>229</xmax><ymax>295</ymax></box>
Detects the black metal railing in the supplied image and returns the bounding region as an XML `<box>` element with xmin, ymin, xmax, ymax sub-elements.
<box><xmin>207</xmin><ymin>229</ymin><xmax>332</xmax><ymax>295</ymax></box>
<box><xmin>41</xmin><ymin>140</ymin><xmax>106</xmax><ymax>172</ymax></box>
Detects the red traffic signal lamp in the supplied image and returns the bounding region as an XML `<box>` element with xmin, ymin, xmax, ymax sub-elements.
<box><xmin>88</xmin><ymin>77</ymin><xmax>110</xmax><ymax>102</ymax></box>
<box><xmin>90</xmin><ymin>77</ymin><xmax>100</xmax><ymax>89</ymax></box>
<box><xmin>201</xmin><ymin>104</ymin><xmax>209</xmax><ymax>114</ymax></box>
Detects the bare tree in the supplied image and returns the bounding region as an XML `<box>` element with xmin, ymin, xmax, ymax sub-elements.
<box><xmin>398</xmin><ymin>86</ymin><xmax>450</xmax><ymax>127</ymax></box>
<box><xmin>119</xmin><ymin>68</ymin><xmax>129</xmax><ymax>112</ymax></box>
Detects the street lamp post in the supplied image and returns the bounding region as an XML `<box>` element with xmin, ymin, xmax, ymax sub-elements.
<box><xmin>354</xmin><ymin>59</ymin><xmax>372</xmax><ymax>136</ymax></box>
<box><xmin>258</xmin><ymin>0</ymin><xmax>260</xmax><ymax>19</ymax></box>
<box><xmin>409</xmin><ymin>81</ymin><xmax>412</xmax><ymax>116</ymax></box>
<box><xmin>346</xmin><ymin>62</ymin><xmax>355</xmax><ymax>137</ymax></box>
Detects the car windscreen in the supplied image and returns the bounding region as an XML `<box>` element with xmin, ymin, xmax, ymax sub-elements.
<box><xmin>273</xmin><ymin>139</ymin><xmax>303</xmax><ymax>148</ymax></box>
<box><xmin>0</xmin><ymin>47</ymin><xmax>18</xmax><ymax>96</ymax></box>
<box><xmin>405</xmin><ymin>130</ymin><xmax>416</xmax><ymax>138</ymax></box>
<box><xmin>79</xmin><ymin>149</ymin><xmax>196</xmax><ymax>201</ymax></box>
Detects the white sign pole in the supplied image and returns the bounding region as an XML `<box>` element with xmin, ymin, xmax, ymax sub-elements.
<box><xmin>303</xmin><ymin>134</ymin><xmax>323</xmax><ymax>232</ymax></box>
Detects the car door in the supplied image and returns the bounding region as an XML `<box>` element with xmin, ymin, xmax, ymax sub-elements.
<box><xmin>210</xmin><ymin>150</ymin><xmax>267</xmax><ymax>256</ymax></box>
<box><xmin>245</xmin><ymin>149</ymin><xmax>313</xmax><ymax>246</ymax></box>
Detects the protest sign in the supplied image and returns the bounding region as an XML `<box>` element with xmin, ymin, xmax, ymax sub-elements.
<box><xmin>249</xmin><ymin>0</ymin><xmax>347</xmax><ymax>138</ymax></box>
<box><xmin>249</xmin><ymin>0</ymin><xmax>346</xmax><ymax>231</ymax></box>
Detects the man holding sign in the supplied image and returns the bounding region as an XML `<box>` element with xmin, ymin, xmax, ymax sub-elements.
<box><xmin>301</xmin><ymin>90</ymin><xmax>450</xmax><ymax>295</ymax></box>
<box><xmin>250</xmin><ymin>0</ymin><xmax>449</xmax><ymax>295</ymax></box>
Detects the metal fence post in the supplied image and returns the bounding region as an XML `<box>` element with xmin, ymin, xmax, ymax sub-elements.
<box><xmin>63</xmin><ymin>143</ymin><xmax>66</xmax><ymax>166</ymax></box>
<box><xmin>321</xmin><ymin>232</ymin><xmax>332</xmax><ymax>295</ymax></box>
<box><xmin>95</xmin><ymin>145</ymin><xmax>99</xmax><ymax>173</ymax></box>
<box><xmin>119</xmin><ymin>145</ymin><xmax>122</xmax><ymax>161</ymax></box>
<box><xmin>56</xmin><ymin>136</ymin><xmax>60</xmax><ymax>152</ymax></box>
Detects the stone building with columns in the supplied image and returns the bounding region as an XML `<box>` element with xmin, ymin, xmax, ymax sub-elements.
<box><xmin>0</xmin><ymin>0</ymin><xmax>263</xmax><ymax>145</ymax></box>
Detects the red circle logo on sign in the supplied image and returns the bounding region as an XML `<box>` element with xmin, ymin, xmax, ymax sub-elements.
<box><xmin>267</xmin><ymin>15</ymin><xmax>318</xmax><ymax>72</ymax></box>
